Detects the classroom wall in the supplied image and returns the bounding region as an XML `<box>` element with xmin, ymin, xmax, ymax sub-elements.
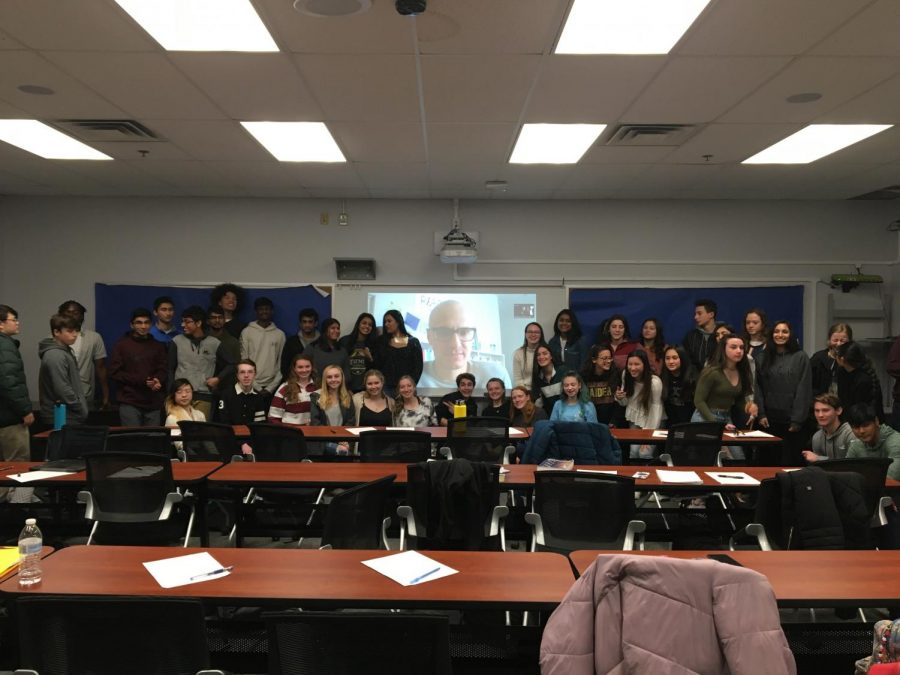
<box><xmin>1</xmin><ymin>195</ymin><xmax>898</xmax><ymax>399</ymax></box>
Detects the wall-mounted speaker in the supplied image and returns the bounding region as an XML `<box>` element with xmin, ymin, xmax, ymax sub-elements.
<box><xmin>334</xmin><ymin>258</ymin><xmax>376</xmax><ymax>280</ymax></box>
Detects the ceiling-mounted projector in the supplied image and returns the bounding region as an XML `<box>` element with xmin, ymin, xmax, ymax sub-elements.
<box><xmin>438</xmin><ymin>199</ymin><xmax>478</xmax><ymax>264</ymax></box>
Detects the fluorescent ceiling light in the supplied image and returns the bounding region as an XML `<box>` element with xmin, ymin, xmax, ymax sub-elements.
<box><xmin>509</xmin><ymin>124</ymin><xmax>606</xmax><ymax>164</ymax></box>
<box><xmin>0</xmin><ymin>120</ymin><xmax>111</xmax><ymax>160</ymax></box>
<box><xmin>556</xmin><ymin>0</ymin><xmax>712</xmax><ymax>54</ymax></box>
<box><xmin>743</xmin><ymin>124</ymin><xmax>893</xmax><ymax>164</ymax></box>
<box><xmin>115</xmin><ymin>0</ymin><xmax>278</xmax><ymax>52</ymax></box>
<box><xmin>241</xmin><ymin>122</ymin><xmax>346</xmax><ymax>162</ymax></box>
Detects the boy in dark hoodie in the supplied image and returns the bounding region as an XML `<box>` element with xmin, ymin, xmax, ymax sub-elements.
<box><xmin>38</xmin><ymin>313</ymin><xmax>88</xmax><ymax>426</ymax></box>
<box><xmin>108</xmin><ymin>307</ymin><xmax>167</xmax><ymax>426</ymax></box>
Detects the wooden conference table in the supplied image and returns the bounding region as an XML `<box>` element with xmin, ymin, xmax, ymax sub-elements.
<box><xmin>0</xmin><ymin>545</ymin><xmax>575</xmax><ymax>611</ymax></box>
<box><xmin>567</xmin><ymin>549</ymin><xmax>900</xmax><ymax>608</ymax></box>
<box><xmin>0</xmin><ymin>462</ymin><xmax>223</xmax><ymax>546</ymax></box>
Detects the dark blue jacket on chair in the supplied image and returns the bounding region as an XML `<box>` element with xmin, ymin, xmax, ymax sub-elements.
<box><xmin>522</xmin><ymin>420</ymin><xmax>622</xmax><ymax>465</ymax></box>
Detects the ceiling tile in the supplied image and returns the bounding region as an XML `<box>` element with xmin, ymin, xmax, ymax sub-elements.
<box><xmin>0</xmin><ymin>0</ymin><xmax>157</xmax><ymax>51</ymax></box>
<box><xmin>169</xmin><ymin>53</ymin><xmax>322</xmax><ymax>120</ymax></box>
<box><xmin>0</xmin><ymin>29</ymin><xmax>24</xmax><ymax>50</ymax></box>
<box><xmin>558</xmin><ymin>164</ymin><xmax>650</xmax><ymax>192</ymax></box>
<box><xmin>822</xmin><ymin>74</ymin><xmax>900</xmax><ymax>124</ymax></box>
<box><xmin>580</xmin><ymin>145</ymin><xmax>676</xmax><ymax>165</ymax></box>
<box><xmin>356</xmin><ymin>162</ymin><xmax>429</xmax><ymax>190</ymax></box>
<box><xmin>127</xmin><ymin>160</ymin><xmax>243</xmax><ymax>195</ymax></box>
<box><xmin>143</xmin><ymin>120</ymin><xmax>272</xmax><ymax>161</ymax></box>
<box><xmin>525</xmin><ymin>56</ymin><xmax>666</xmax><ymax>123</ymax></box>
<box><xmin>90</xmin><ymin>141</ymin><xmax>191</xmax><ymax>162</ymax></box>
<box><xmin>719</xmin><ymin>56</ymin><xmax>900</xmax><ymax>124</ymax></box>
<box><xmin>330</xmin><ymin>122</ymin><xmax>426</xmax><ymax>163</ymax></box>
<box><xmin>421</xmin><ymin>55</ymin><xmax>540</xmax><ymax>123</ymax></box>
<box><xmin>428</xmin><ymin>163</ymin><xmax>505</xmax><ymax>190</ymax></box>
<box><xmin>426</xmin><ymin>123</ymin><xmax>517</xmax><ymax>163</ymax></box>
<box><xmin>276</xmin><ymin>162</ymin><xmax>368</xmax><ymax>190</ymax></box>
<box><xmin>294</xmin><ymin>54</ymin><xmax>420</xmax><ymax>122</ymax></box>
<box><xmin>42</xmin><ymin>52</ymin><xmax>226</xmax><ymax>120</ymax></box>
<box><xmin>662</xmin><ymin>123</ymin><xmax>801</xmax><ymax>164</ymax></box>
<box><xmin>810</xmin><ymin>0</ymin><xmax>900</xmax><ymax>56</ymax></box>
<box><xmin>677</xmin><ymin>0</ymin><xmax>872</xmax><ymax>56</ymax></box>
<box><xmin>624</xmin><ymin>56</ymin><xmax>791</xmax><ymax>124</ymax></box>
<box><xmin>0</xmin><ymin>51</ymin><xmax>127</xmax><ymax>118</ymax></box>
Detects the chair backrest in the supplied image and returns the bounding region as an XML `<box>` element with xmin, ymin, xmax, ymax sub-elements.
<box><xmin>16</xmin><ymin>595</ymin><xmax>211</xmax><ymax>675</ymax></box>
<box><xmin>405</xmin><ymin>459</ymin><xmax>501</xmax><ymax>550</ymax></box>
<box><xmin>84</xmin><ymin>451</ymin><xmax>176</xmax><ymax>522</ymax></box>
<box><xmin>664</xmin><ymin>421</ymin><xmax>725</xmax><ymax>465</ymax></box>
<box><xmin>263</xmin><ymin>610</ymin><xmax>451</xmax><ymax>675</ymax></box>
<box><xmin>106</xmin><ymin>429</ymin><xmax>174</xmax><ymax>458</ymax></box>
<box><xmin>533</xmin><ymin>470</ymin><xmax>637</xmax><ymax>551</ymax></box>
<box><xmin>321</xmin><ymin>474</ymin><xmax>397</xmax><ymax>549</ymax></box>
<box><xmin>357</xmin><ymin>430</ymin><xmax>431</xmax><ymax>463</ymax></box>
<box><xmin>814</xmin><ymin>457</ymin><xmax>891</xmax><ymax>520</ymax></box>
<box><xmin>47</xmin><ymin>425</ymin><xmax>109</xmax><ymax>461</ymax></box>
<box><xmin>177</xmin><ymin>420</ymin><xmax>241</xmax><ymax>461</ymax></box>
<box><xmin>247</xmin><ymin>423</ymin><xmax>309</xmax><ymax>461</ymax></box>
<box><xmin>445</xmin><ymin>417</ymin><xmax>511</xmax><ymax>463</ymax></box>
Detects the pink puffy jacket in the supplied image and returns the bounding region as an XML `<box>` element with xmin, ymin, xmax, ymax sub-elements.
<box><xmin>541</xmin><ymin>554</ymin><xmax>796</xmax><ymax>675</ymax></box>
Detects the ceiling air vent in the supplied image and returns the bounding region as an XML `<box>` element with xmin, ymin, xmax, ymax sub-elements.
<box><xmin>51</xmin><ymin>119</ymin><xmax>163</xmax><ymax>143</ymax></box>
<box><xmin>849</xmin><ymin>185</ymin><xmax>900</xmax><ymax>200</ymax></box>
<box><xmin>606</xmin><ymin>123</ymin><xmax>700</xmax><ymax>147</ymax></box>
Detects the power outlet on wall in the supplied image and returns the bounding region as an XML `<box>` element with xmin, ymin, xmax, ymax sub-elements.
<box><xmin>320</xmin><ymin>212</ymin><xmax>329</xmax><ymax>225</ymax></box>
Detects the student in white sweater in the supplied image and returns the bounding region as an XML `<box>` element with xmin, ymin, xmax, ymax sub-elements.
<box><xmin>615</xmin><ymin>349</ymin><xmax>663</xmax><ymax>459</ymax></box>
<box><xmin>512</xmin><ymin>322</ymin><xmax>546</xmax><ymax>389</ymax></box>
<box><xmin>240</xmin><ymin>297</ymin><xmax>286</xmax><ymax>393</ymax></box>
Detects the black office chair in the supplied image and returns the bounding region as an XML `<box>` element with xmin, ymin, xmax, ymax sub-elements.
<box><xmin>177</xmin><ymin>421</ymin><xmax>244</xmax><ymax>462</ymax></box>
<box><xmin>441</xmin><ymin>417</ymin><xmax>515</xmax><ymax>463</ymax></box>
<box><xmin>658</xmin><ymin>421</ymin><xmax>727</xmax><ymax>466</ymax></box>
<box><xmin>14</xmin><ymin>596</ymin><xmax>223</xmax><ymax>675</ymax></box>
<box><xmin>320</xmin><ymin>474</ymin><xmax>397</xmax><ymax>550</ymax></box>
<box><xmin>77</xmin><ymin>451</ymin><xmax>194</xmax><ymax>546</ymax></box>
<box><xmin>246</xmin><ymin>423</ymin><xmax>309</xmax><ymax>462</ymax></box>
<box><xmin>262</xmin><ymin>611</ymin><xmax>451</xmax><ymax>675</ymax></box>
<box><xmin>106</xmin><ymin>428</ymin><xmax>175</xmax><ymax>458</ymax></box>
<box><xmin>815</xmin><ymin>457</ymin><xmax>893</xmax><ymax>527</ymax></box>
<box><xmin>43</xmin><ymin>424</ymin><xmax>110</xmax><ymax>470</ymax></box>
<box><xmin>357</xmin><ymin>430</ymin><xmax>432</xmax><ymax>463</ymax></box>
<box><xmin>397</xmin><ymin>459</ymin><xmax>508</xmax><ymax>551</ymax></box>
<box><xmin>525</xmin><ymin>470</ymin><xmax>646</xmax><ymax>554</ymax></box>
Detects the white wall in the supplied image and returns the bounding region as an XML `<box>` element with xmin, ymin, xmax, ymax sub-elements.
<box><xmin>2</xmin><ymin>195</ymin><xmax>898</xmax><ymax>397</ymax></box>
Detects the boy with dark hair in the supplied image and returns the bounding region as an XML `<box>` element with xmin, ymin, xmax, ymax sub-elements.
<box><xmin>58</xmin><ymin>299</ymin><xmax>109</xmax><ymax>409</ymax></box>
<box><xmin>108</xmin><ymin>307</ymin><xmax>167</xmax><ymax>426</ymax></box>
<box><xmin>168</xmin><ymin>305</ymin><xmax>236</xmax><ymax>419</ymax></box>
<box><xmin>802</xmin><ymin>393</ymin><xmax>854</xmax><ymax>462</ymax></box>
<box><xmin>38</xmin><ymin>313</ymin><xmax>88</xmax><ymax>426</ymax></box>
<box><xmin>210</xmin><ymin>282</ymin><xmax>246</xmax><ymax>339</ymax></box>
<box><xmin>150</xmin><ymin>296</ymin><xmax>177</xmax><ymax>344</ymax></box>
<box><xmin>682</xmin><ymin>298</ymin><xmax>718</xmax><ymax>370</ymax></box>
<box><xmin>205</xmin><ymin>305</ymin><xmax>241</xmax><ymax>394</ymax></box>
<box><xmin>436</xmin><ymin>372</ymin><xmax>477</xmax><ymax>427</ymax></box>
<box><xmin>240</xmin><ymin>297</ymin><xmax>285</xmax><ymax>392</ymax></box>
<box><xmin>846</xmin><ymin>403</ymin><xmax>900</xmax><ymax>480</ymax></box>
<box><xmin>0</xmin><ymin>305</ymin><xmax>34</xmax><ymax>500</ymax></box>
<box><xmin>215</xmin><ymin>358</ymin><xmax>271</xmax><ymax>425</ymax></box>
<box><xmin>281</xmin><ymin>307</ymin><xmax>320</xmax><ymax>379</ymax></box>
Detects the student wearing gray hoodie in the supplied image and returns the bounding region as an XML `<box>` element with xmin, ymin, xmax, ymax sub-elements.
<box><xmin>38</xmin><ymin>313</ymin><xmax>88</xmax><ymax>426</ymax></box>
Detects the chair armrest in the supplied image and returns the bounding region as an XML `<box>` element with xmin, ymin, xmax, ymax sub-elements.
<box><xmin>396</xmin><ymin>505</ymin><xmax>417</xmax><ymax>550</ymax></box>
<box><xmin>658</xmin><ymin>453</ymin><xmax>674</xmax><ymax>467</ymax></box>
<box><xmin>318</xmin><ymin>544</ymin><xmax>333</xmax><ymax>550</ymax></box>
<box><xmin>716</xmin><ymin>449</ymin><xmax>728</xmax><ymax>467</ymax></box>
<box><xmin>230</xmin><ymin>455</ymin><xmax>245</xmax><ymax>463</ymax></box>
<box><xmin>381</xmin><ymin>516</ymin><xmax>392</xmax><ymax>550</ymax></box>
<box><xmin>439</xmin><ymin>444</ymin><xmax>452</xmax><ymax>459</ymax></box>
<box><xmin>524</xmin><ymin>512</ymin><xmax>544</xmax><ymax>552</ymax></box>
<box><xmin>158</xmin><ymin>491</ymin><xmax>184</xmax><ymax>520</ymax></box>
<box><xmin>875</xmin><ymin>496</ymin><xmax>893</xmax><ymax>527</ymax></box>
<box><xmin>487</xmin><ymin>505</ymin><xmax>508</xmax><ymax>551</ymax></box>
<box><xmin>176</xmin><ymin>448</ymin><xmax>187</xmax><ymax>462</ymax></box>
<box><xmin>77</xmin><ymin>490</ymin><xmax>96</xmax><ymax>519</ymax></box>
<box><xmin>14</xmin><ymin>670</ymin><xmax>39</xmax><ymax>675</ymax></box>
<box><xmin>502</xmin><ymin>444</ymin><xmax>515</xmax><ymax>464</ymax></box>
<box><xmin>729</xmin><ymin>522</ymin><xmax>771</xmax><ymax>551</ymax></box>
<box><xmin>624</xmin><ymin>519</ymin><xmax>646</xmax><ymax>551</ymax></box>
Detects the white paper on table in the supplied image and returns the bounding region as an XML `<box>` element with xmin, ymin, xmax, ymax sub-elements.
<box><xmin>656</xmin><ymin>469</ymin><xmax>704</xmax><ymax>484</ymax></box>
<box><xmin>704</xmin><ymin>471</ymin><xmax>760</xmax><ymax>486</ymax></box>
<box><xmin>143</xmin><ymin>552</ymin><xmax>231</xmax><ymax>589</ymax></box>
<box><xmin>499</xmin><ymin>467</ymin><xmax>510</xmax><ymax>474</ymax></box>
<box><xmin>8</xmin><ymin>470</ymin><xmax>74</xmax><ymax>483</ymax></box>
<box><xmin>576</xmin><ymin>469</ymin><xmax>617</xmax><ymax>475</ymax></box>
<box><xmin>346</xmin><ymin>427</ymin><xmax>377</xmax><ymax>435</ymax></box>
<box><xmin>508</xmin><ymin>428</ymin><xmax>526</xmax><ymax>437</ymax></box>
<box><xmin>724</xmin><ymin>430</ymin><xmax>775</xmax><ymax>439</ymax></box>
<box><xmin>385</xmin><ymin>427</ymin><xmax>415</xmax><ymax>431</ymax></box>
<box><xmin>651</xmin><ymin>430</ymin><xmax>668</xmax><ymax>438</ymax></box>
<box><xmin>362</xmin><ymin>550</ymin><xmax>458</xmax><ymax>587</ymax></box>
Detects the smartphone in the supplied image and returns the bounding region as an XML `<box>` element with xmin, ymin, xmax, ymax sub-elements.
<box><xmin>632</xmin><ymin>471</ymin><xmax>650</xmax><ymax>479</ymax></box>
<box><xmin>707</xmin><ymin>554</ymin><xmax>743</xmax><ymax>567</ymax></box>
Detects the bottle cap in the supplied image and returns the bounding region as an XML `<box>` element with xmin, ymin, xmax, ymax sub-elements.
<box><xmin>25</xmin><ymin>518</ymin><xmax>36</xmax><ymax>525</ymax></box>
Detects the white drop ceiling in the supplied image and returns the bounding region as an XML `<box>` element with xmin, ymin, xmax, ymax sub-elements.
<box><xmin>0</xmin><ymin>0</ymin><xmax>898</xmax><ymax>199</ymax></box>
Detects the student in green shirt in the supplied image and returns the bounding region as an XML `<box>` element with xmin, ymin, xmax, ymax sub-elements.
<box><xmin>846</xmin><ymin>403</ymin><xmax>900</xmax><ymax>481</ymax></box>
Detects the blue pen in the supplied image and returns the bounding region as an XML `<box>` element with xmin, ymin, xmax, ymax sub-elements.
<box><xmin>409</xmin><ymin>567</ymin><xmax>441</xmax><ymax>585</ymax></box>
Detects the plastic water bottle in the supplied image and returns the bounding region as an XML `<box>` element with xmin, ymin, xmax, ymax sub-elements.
<box><xmin>18</xmin><ymin>518</ymin><xmax>42</xmax><ymax>587</ymax></box>
<box><xmin>53</xmin><ymin>402</ymin><xmax>66</xmax><ymax>430</ymax></box>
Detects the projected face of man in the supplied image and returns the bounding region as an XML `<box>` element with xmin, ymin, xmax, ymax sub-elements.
<box><xmin>428</xmin><ymin>300</ymin><xmax>476</xmax><ymax>382</ymax></box>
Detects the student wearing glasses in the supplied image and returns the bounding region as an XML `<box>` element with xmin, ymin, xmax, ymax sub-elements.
<box><xmin>418</xmin><ymin>300</ymin><xmax>511</xmax><ymax>390</ymax></box>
